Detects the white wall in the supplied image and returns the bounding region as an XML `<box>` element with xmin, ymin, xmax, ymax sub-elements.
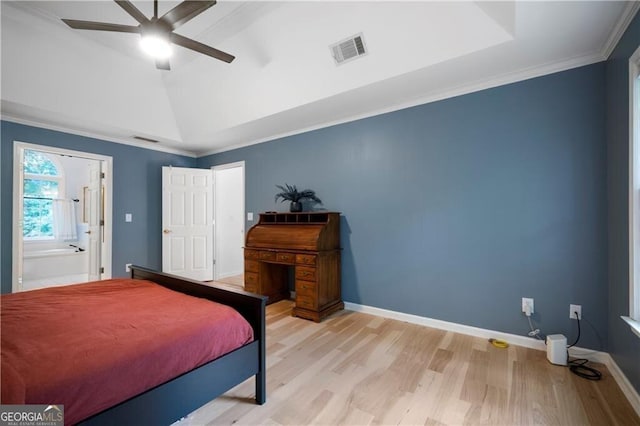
<box><xmin>214</xmin><ymin>166</ymin><xmax>244</xmax><ymax>279</ymax></box>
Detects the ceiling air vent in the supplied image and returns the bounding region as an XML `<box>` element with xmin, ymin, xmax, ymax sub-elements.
<box><xmin>330</xmin><ymin>33</ymin><xmax>367</xmax><ymax>65</ymax></box>
<box><xmin>133</xmin><ymin>135</ymin><xmax>159</xmax><ymax>143</ymax></box>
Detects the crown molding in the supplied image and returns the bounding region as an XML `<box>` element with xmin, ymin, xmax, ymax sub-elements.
<box><xmin>602</xmin><ymin>1</ymin><xmax>640</xmax><ymax>60</ymax></box>
<box><xmin>200</xmin><ymin>51</ymin><xmax>605</xmax><ymax>157</ymax></box>
<box><xmin>3</xmin><ymin>47</ymin><xmax>606</xmax><ymax>161</ymax></box>
<box><xmin>1</xmin><ymin>114</ymin><xmax>197</xmax><ymax>158</ymax></box>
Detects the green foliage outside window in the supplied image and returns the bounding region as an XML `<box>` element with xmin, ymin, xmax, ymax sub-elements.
<box><xmin>24</xmin><ymin>150</ymin><xmax>58</xmax><ymax>175</ymax></box>
<box><xmin>23</xmin><ymin>150</ymin><xmax>60</xmax><ymax>239</ymax></box>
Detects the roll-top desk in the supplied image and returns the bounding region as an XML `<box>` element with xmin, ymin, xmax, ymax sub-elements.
<box><xmin>244</xmin><ymin>212</ymin><xmax>343</xmax><ymax>322</ymax></box>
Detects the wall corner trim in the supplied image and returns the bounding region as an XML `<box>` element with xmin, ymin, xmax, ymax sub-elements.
<box><xmin>344</xmin><ymin>301</ymin><xmax>640</xmax><ymax>417</ymax></box>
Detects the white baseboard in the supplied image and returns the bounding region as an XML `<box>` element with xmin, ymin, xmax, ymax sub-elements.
<box><xmin>344</xmin><ymin>302</ymin><xmax>640</xmax><ymax>416</ymax></box>
<box><xmin>602</xmin><ymin>353</ymin><xmax>640</xmax><ymax>417</ymax></box>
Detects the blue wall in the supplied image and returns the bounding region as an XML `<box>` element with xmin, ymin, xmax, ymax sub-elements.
<box><xmin>0</xmin><ymin>121</ymin><xmax>196</xmax><ymax>294</ymax></box>
<box><xmin>606</xmin><ymin>13</ymin><xmax>640</xmax><ymax>392</ymax></box>
<box><xmin>2</xmin><ymin>45</ymin><xmax>635</xmax><ymax>387</ymax></box>
<box><xmin>198</xmin><ymin>64</ymin><xmax>608</xmax><ymax>350</ymax></box>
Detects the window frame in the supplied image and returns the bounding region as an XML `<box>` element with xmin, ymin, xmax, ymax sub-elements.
<box><xmin>626</xmin><ymin>45</ymin><xmax>640</xmax><ymax>338</ymax></box>
<box><xmin>22</xmin><ymin>150</ymin><xmax>65</xmax><ymax>241</ymax></box>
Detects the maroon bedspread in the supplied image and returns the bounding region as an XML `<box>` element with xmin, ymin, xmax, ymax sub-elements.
<box><xmin>1</xmin><ymin>279</ymin><xmax>254</xmax><ymax>425</ymax></box>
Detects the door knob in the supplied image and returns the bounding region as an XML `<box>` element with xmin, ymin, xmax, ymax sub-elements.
<box><xmin>84</xmin><ymin>230</ymin><xmax>91</xmax><ymax>234</ymax></box>
<box><xmin>163</xmin><ymin>229</ymin><xmax>172</xmax><ymax>234</ymax></box>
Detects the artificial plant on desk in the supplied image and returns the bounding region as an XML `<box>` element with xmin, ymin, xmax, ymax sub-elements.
<box><xmin>274</xmin><ymin>184</ymin><xmax>322</xmax><ymax>212</ymax></box>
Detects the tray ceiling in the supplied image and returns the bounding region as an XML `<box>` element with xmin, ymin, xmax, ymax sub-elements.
<box><xmin>0</xmin><ymin>1</ymin><xmax>635</xmax><ymax>156</ymax></box>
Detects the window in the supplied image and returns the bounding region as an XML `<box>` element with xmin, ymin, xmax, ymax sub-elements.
<box><xmin>22</xmin><ymin>150</ymin><xmax>63</xmax><ymax>240</ymax></box>
<box><xmin>627</xmin><ymin>46</ymin><xmax>640</xmax><ymax>337</ymax></box>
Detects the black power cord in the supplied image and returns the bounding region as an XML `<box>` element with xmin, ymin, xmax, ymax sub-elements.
<box><xmin>566</xmin><ymin>311</ymin><xmax>602</xmax><ymax>381</ymax></box>
<box><xmin>569</xmin><ymin>358</ymin><xmax>602</xmax><ymax>380</ymax></box>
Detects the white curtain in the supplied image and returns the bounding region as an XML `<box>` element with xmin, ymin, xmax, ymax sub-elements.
<box><xmin>53</xmin><ymin>199</ymin><xmax>78</xmax><ymax>241</ymax></box>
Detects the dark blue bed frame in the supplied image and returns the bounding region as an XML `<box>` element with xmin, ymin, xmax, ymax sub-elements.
<box><xmin>79</xmin><ymin>266</ymin><xmax>267</xmax><ymax>425</ymax></box>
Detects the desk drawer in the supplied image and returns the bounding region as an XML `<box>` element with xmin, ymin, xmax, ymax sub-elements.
<box><xmin>244</xmin><ymin>283</ymin><xmax>258</xmax><ymax>293</ymax></box>
<box><xmin>296</xmin><ymin>254</ymin><xmax>317</xmax><ymax>266</ymax></box>
<box><xmin>259</xmin><ymin>251</ymin><xmax>276</xmax><ymax>261</ymax></box>
<box><xmin>245</xmin><ymin>260</ymin><xmax>260</xmax><ymax>272</ymax></box>
<box><xmin>295</xmin><ymin>280</ymin><xmax>316</xmax><ymax>297</ymax></box>
<box><xmin>245</xmin><ymin>249</ymin><xmax>260</xmax><ymax>260</ymax></box>
<box><xmin>244</xmin><ymin>272</ymin><xmax>259</xmax><ymax>293</ymax></box>
<box><xmin>276</xmin><ymin>252</ymin><xmax>296</xmax><ymax>264</ymax></box>
<box><xmin>295</xmin><ymin>294</ymin><xmax>317</xmax><ymax>310</ymax></box>
<box><xmin>295</xmin><ymin>266</ymin><xmax>316</xmax><ymax>281</ymax></box>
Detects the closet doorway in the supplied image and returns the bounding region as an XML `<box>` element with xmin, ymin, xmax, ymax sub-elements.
<box><xmin>213</xmin><ymin>161</ymin><xmax>245</xmax><ymax>282</ymax></box>
<box><xmin>12</xmin><ymin>142</ymin><xmax>113</xmax><ymax>292</ymax></box>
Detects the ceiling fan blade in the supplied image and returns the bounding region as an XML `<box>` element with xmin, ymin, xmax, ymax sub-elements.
<box><xmin>160</xmin><ymin>1</ymin><xmax>216</xmax><ymax>31</ymax></box>
<box><xmin>114</xmin><ymin>0</ymin><xmax>149</xmax><ymax>25</ymax></box>
<box><xmin>62</xmin><ymin>19</ymin><xmax>140</xmax><ymax>34</ymax></box>
<box><xmin>155</xmin><ymin>58</ymin><xmax>171</xmax><ymax>70</ymax></box>
<box><xmin>170</xmin><ymin>33</ymin><xmax>235</xmax><ymax>63</ymax></box>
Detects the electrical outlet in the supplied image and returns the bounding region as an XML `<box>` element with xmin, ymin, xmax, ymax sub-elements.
<box><xmin>522</xmin><ymin>297</ymin><xmax>534</xmax><ymax>314</ymax></box>
<box><xmin>125</xmin><ymin>263</ymin><xmax>132</xmax><ymax>273</ymax></box>
<box><xmin>570</xmin><ymin>304</ymin><xmax>582</xmax><ymax>320</ymax></box>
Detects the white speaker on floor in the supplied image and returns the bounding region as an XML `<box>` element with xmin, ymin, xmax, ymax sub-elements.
<box><xmin>546</xmin><ymin>334</ymin><xmax>567</xmax><ymax>366</ymax></box>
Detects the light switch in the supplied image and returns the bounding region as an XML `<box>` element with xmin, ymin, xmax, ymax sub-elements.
<box><xmin>247</xmin><ymin>212</ymin><xmax>254</xmax><ymax>221</ymax></box>
<box><xmin>125</xmin><ymin>213</ymin><xmax>132</xmax><ymax>222</ymax></box>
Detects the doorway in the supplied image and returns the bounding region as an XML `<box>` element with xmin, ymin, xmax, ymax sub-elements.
<box><xmin>213</xmin><ymin>162</ymin><xmax>245</xmax><ymax>282</ymax></box>
<box><xmin>12</xmin><ymin>142</ymin><xmax>113</xmax><ymax>292</ymax></box>
<box><xmin>160</xmin><ymin>163</ymin><xmax>245</xmax><ymax>283</ymax></box>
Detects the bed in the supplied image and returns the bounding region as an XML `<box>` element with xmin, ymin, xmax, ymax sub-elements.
<box><xmin>1</xmin><ymin>266</ymin><xmax>266</xmax><ymax>425</ymax></box>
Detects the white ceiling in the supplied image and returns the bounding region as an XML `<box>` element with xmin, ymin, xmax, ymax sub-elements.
<box><xmin>1</xmin><ymin>1</ymin><xmax>636</xmax><ymax>157</ymax></box>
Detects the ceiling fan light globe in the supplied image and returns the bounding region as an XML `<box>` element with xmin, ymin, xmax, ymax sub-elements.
<box><xmin>139</xmin><ymin>35</ymin><xmax>172</xmax><ymax>59</ymax></box>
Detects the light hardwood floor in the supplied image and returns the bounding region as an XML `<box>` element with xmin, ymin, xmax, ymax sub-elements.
<box><xmin>214</xmin><ymin>274</ymin><xmax>245</xmax><ymax>289</ymax></box>
<box><xmin>180</xmin><ymin>298</ymin><xmax>639</xmax><ymax>426</ymax></box>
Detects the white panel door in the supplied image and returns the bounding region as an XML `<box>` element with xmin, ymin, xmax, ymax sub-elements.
<box><xmin>162</xmin><ymin>166</ymin><xmax>213</xmax><ymax>281</ymax></box>
<box><xmin>87</xmin><ymin>161</ymin><xmax>102</xmax><ymax>281</ymax></box>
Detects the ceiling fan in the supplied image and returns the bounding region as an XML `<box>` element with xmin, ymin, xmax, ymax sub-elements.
<box><xmin>61</xmin><ymin>0</ymin><xmax>235</xmax><ymax>70</ymax></box>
